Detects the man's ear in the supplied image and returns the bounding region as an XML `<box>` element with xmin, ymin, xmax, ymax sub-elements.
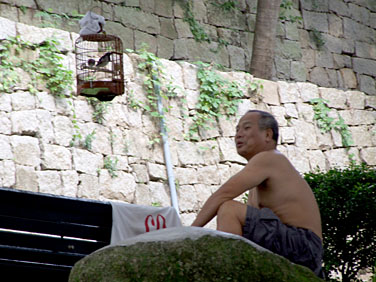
<box><xmin>265</xmin><ymin>128</ymin><xmax>274</xmax><ymax>142</ymax></box>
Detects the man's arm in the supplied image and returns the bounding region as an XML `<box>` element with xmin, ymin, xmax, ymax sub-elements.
<box><xmin>191</xmin><ymin>151</ymin><xmax>272</xmax><ymax>227</ymax></box>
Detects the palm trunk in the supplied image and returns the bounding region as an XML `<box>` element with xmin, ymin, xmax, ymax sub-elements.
<box><xmin>250</xmin><ymin>0</ymin><xmax>282</xmax><ymax>79</ymax></box>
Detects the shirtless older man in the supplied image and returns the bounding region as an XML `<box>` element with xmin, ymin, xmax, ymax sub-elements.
<box><xmin>192</xmin><ymin>110</ymin><xmax>324</xmax><ymax>278</ymax></box>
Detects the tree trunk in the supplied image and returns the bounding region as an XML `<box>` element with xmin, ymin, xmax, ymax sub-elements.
<box><xmin>250</xmin><ymin>0</ymin><xmax>282</xmax><ymax>79</ymax></box>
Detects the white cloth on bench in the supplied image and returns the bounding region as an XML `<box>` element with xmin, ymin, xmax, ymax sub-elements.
<box><xmin>110</xmin><ymin>201</ymin><xmax>182</xmax><ymax>245</ymax></box>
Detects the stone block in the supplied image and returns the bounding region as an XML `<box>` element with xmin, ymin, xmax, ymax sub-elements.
<box><xmin>0</xmin><ymin>160</ymin><xmax>15</xmax><ymax>187</ymax></box>
<box><xmin>61</xmin><ymin>170</ymin><xmax>78</xmax><ymax>197</ymax></box>
<box><xmin>344</xmin><ymin>18</ymin><xmax>375</xmax><ymax>43</ymax></box>
<box><xmin>134</xmin><ymin>184</ymin><xmax>152</xmax><ymax>206</ymax></box>
<box><xmin>280</xmin><ymin>127</ymin><xmax>295</xmax><ymax>144</ymax></box>
<box><xmin>36</xmin><ymin>92</ymin><xmax>56</xmax><ymax>112</ymax></box>
<box><xmin>275</xmin><ymin>57</ymin><xmax>290</xmax><ymax>79</ymax></box>
<box><xmin>0</xmin><ymin>16</ymin><xmax>16</xmax><ymax>39</ymax></box>
<box><xmin>328</xmin><ymin>0</ymin><xmax>349</xmax><ymax>17</ymax></box>
<box><xmin>148</xmin><ymin>181</ymin><xmax>171</xmax><ymax>207</ymax></box>
<box><xmin>160</xmin><ymin>59</ymin><xmax>185</xmax><ymax>91</ymax></box>
<box><xmin>307</xmin><ymin>150</ymin><xmax>327</xmax><ymax>171</ymax></box>
<box><xmin>359</xmin><ymin>75</ymin><xmax>376</xmax><ymax>95</ymax></box>
<box><xmin>355</xmin><ymin>41</ymin><xmax>376</xmax><ymax>59</ymax></box>
<box><xmin>275</xmin><ymin>39</ymin><xmax>302</xmax><ymax>60</ymax></box>
<box><xmin>42</xmin><ymin>144</ymin><xmax>72</xmax><ymax>170</ymax></box>
<box><xmin>175</xmin><ymin>167</ymin><xmax>198</xmax><ymax>185</ymax></box>
<box><xmin>178</xmin><ymin>185</ymin><xmax>199</xmax><ymax>212</ymax></box>
<box><xmin>319</xmin><ymin>88</ymin><xmax>347</xmax><ymax>109</ymax></box>
<box><xmin>147</xmin><ymin>163</ymin><xmax>167</xmax><ymax>181</ymax></box>
<box><xmin>105</xmin><ymin>22</ymin><xmax>134</xmax><ymax>51</ymax></box>
<box><xmin>72</xmin><ymin>148</ymin><xmax>103</xmax><ymax>175</ymax></box>
<box><xmin>11</xmin><ymin>91</ymin><xmax>36</xmax><ymax>111</ymax></box>
<box><xmin>301</xmin><ymin>0</ymin><xmax>328</xmax><ymax>11</ymax></box>
<box><xmin>160</xmin><ymin>17</ymin><xmax>177</xmax><ymax>39</ymax></box>
<box><xmin>260</xmin><ymin>80</ymin><xmax>280</xmax><ymax>106</ymax></box>
<box><xmin>296</xmin><ymin>82</ymin><xmax>319</xmax><ymax>102</ymax></box>
<box><xmin>328</xmin><ymin>14</ymin><xmax>343</xmax><ymax>37</ymax></box>
<box><xmin>11</xmin><ymin>135</ymin><xmax>40</xmax><ymax>167</ymax></box>
<box><xmin>37</xmin><ymin>170</ymin><xmax>62</xmax><ymax>195</ymax></box>
<box><xmin>15</xmin><ymin>165</ymin><xmax>38</xmax><ymax>192</ymax></box>
<box><xmin>0</xmin><ymin>134</ymin><xmax>13</xmax><ymax>160</ymax></box>
<box><xmin>286</xmin><ymin>146</ymin><xmax>311</xmax><ymax>173</ymax></box>
<box><xmin>154</xmin><ymin>0</ymin><xmax>173</xmax><ymax>17</ymax></box>
<box><xmin>177</xmin><ymin>141</ymin><xmax>205</xmax><ymax>165</ymax></box>
<box><xmin>302</xmin><ymin>10</ymin><xmax>328</xmax><ymax>32</ymax></box>
<box><xmin>278</xmin><ymin>81</ymin><xmax>300</xmax><ymax>103</ymax></box>
<box><xmin>346</xmin><ymin>91</ymin><xmax>365</xmax><ymax>109</ymax></box>
<box><xmin>349</xmin><ymin>3</ymin><xmax>370</xmax><ymax>26</ymax></box>
<box><xmin>99</xmin><ymin>170</ymin><xmax>136</xmax><ymax>202</ymax></box>
<box><xmin>228</xmin><ymin>45</ymin><xmax>245</xmax><ymax>71</ymax></box>
<box><xmin>217</xmin><ymin>137</ymin><xmax>246</xmax><ymax>164</ymax></box>
<box><xmin>291</xmin><ymin>119</ymin><xmax>318</xmax><ymax>149</ymax></box>
<box><xmin>339</xmin><ymin>69</ymin><xmax>357</xmax><ymax>89</ymax></box>
<box><xmin>285</xmin><ymin>103</ymin><xmax>298</xmax><ymax>118</ymax></box>
<box><xmin>180</xmin><ymin>62</ymin><xmax>199</xmax><ymax>90</ymax></box>
<box><xmin>350</xmin><ymin>126</ymin><xmax>373</xmax><ymax>147</ymax></box>
<box><xmin>218</xmin><ymin>115</ymin><xmax>237</xmax><ymax>137</ymax></box>
<box><xmin>291</xmin><ymin>61</ymin><xmax>307</xmax><ymax>82</ymax></box>
<box><xmin>157</xmin><ymin>35</ymin><xmax>174</xmax><ymax>60</ymax></box>
<box><xmin>197</xmin><ymin>165</ymin><xmax>220</xmax><ymax>185</ymax></box>
<box><xmin>324</xmin><ymin>148</ymin><xmax>352</xmax><ymax>168</ymax></box>
<box><xmin>53</xmin><ymin>115</ymin><xmax>73</xmax><ymax>147</ymax></box>
<box><xmin>333</xmin><ymin>54</ymin><xmax>352</xmax><ymax>69</ymax></box>
<box><xmin>353</xmin><ymin>58</ymin><xmax>376</xmax><ymax>76</ymax></box>
<box><xmin>197</xmin><ymin>140</ymin><xmax>221</xmax><ymax>165</ymax></box>
<box><xmin>174</xmin><ymin>19</ymin><xmax>193</xmax><ymax>39</ymax></box>
<box><xmin>301</xmin><ymin>49</ymin><xmax>315</xmax><ymax>69</ymax></box>
<box><xmin>360</xmin><ymin>147</ymin><xmax>376</xmax><ymax>166</ymax></box>
<box><xmin>296</xmin><ymin>102</ymin><xmax>315</xmax><ymax>121</ymax></box>
<box><xmin>352</xmin><ymin>110</ymin><xmax>376</xmax><ymax>125</ymax></box>
<box><xmin>322</xmin><ymin>34</ymin><xmax>343</xmax><ymax>54</ymax></box>
<box><xmin>365</xmin><ymin>95</ymin><xmax>376</xmax><ymax>109</ymax></box>
<box><xmin>315</xmin><ymin>50</ymin><xmax>334</xmax><ymax>68</ymax></box>
<box><xmin>77</xmin><ymin>173</ymin><xmax>100</xmax><ymax>200</ymax></box>
<box><xmin>270</xmin><ymin>106</ymin><xmax>287</xmax><ymax>126</ymax></box>
<box><xmin>207</xmin><ymin>5</ymin><xmax>247</xmax><ymax>30</ymax></box>
<box><xmin>0</xmin><ymin>112</ymin><xmax>11</xmax><ymax>135</ymax></box>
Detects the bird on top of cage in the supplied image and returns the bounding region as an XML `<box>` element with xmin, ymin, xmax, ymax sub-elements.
<box><xmin>96</xmin><ymin>52</ymin><xmax>114</xmax><ymax>68</ymax></box>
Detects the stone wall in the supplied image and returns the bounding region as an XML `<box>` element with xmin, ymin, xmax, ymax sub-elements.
<box><xmin>0</xmin><ymin>17</ymin><xmax>375</xmax><ymax>227</ymax></box>
<box><xmin>0</xmin><ymin>0</ymin><xmax>375</xmax><ymax>95</ymax></box>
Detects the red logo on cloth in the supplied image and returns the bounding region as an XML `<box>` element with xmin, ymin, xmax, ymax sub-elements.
<box><xmin>145</xmin><ymin>214</ymin><xmax>167</xmax><ymax>232</ymax></box>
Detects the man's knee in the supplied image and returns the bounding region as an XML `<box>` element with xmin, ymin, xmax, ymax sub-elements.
<box><xmin>217</xmin><ymin>200</ymin><xmax>238</xmax><ymax>217</ymax></box>
<box><xmin>217</xmin><ymin>200</ymin><xmax>247</xmax><ymax>223</ymax></box>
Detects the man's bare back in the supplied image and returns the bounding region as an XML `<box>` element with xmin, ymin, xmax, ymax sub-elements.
<box><xmin>246</xmin><ymin>150</ymin><xmax>322</xmax><ymax>240</ymax></box>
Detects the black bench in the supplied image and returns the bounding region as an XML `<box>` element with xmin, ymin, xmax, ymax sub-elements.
<box><xmin>0</xmin><ymin>187</ymin><xmax>112</xmax><ymax>281</ymax></box>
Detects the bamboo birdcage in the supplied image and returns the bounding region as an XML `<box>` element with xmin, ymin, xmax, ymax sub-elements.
<box><xmin>75</xmin><ymin>34</ymin><xmax>124</xmax><ymax>101</ymax></box>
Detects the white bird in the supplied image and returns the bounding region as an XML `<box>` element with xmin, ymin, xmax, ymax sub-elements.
<box><xmin>96</xmin><ymin>52</ymin><xmax>114</xmax><ymax>68</ymax></box>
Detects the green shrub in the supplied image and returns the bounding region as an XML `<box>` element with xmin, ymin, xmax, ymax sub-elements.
<box><xmin>304</xmin><ymin>164</ymin><xmax>376</xmax><ymax>282</ymax></box>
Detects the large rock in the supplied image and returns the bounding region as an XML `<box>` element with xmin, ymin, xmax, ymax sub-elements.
<box><xmin>69</xmin><ymin>227</ymin><xmax>322</xmax><ymax>282</ymax></box>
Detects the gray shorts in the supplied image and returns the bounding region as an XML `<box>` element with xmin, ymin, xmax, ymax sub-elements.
<box><xmin>242</xmin><ymin>205</ymin><xmax>324</xmax><ymax>278</ymax></box>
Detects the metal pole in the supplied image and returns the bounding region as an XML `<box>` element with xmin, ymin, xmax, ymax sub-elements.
<box><xmin>152</xmin><ymin>63</ymin><xmax>180</xmax><ymax>214</ymax></box>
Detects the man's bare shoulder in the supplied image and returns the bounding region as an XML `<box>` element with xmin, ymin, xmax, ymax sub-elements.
<box><xmin>249</xmin><ymin>150</ymin><xmax>287</xmax><ymax>164</ymax></box>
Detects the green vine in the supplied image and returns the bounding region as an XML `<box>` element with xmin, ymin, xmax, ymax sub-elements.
<box><xmin>87</xmin><ymin>97</ymin><xmax>110</xmax><ymax>124</ymax></box>
<box><xmin>279</xmin><ymin>0</ymin><xmax>303</xmax><ymax>23</ymax></box>
<box><xmin>104</xmin><ymin>156</ymin><xmax>119</xmax><ymax>178</ymax></box>
<box><xmin>187</xmin><ymin>62</ymin><xmax>261</xmax><ymax>140</ymax></box>
<box><xmin>310</xmin><ymin>98</ymin><xmax>353</xmax><ymax>148</ymax></box>
<box><xmin>211</xmin><ymin>1</ymin><xmax>237</xmax><ymax>12</ymax></box>
<box><xmin>126</xmin><ymin>46</ymin><xmax>178</xmax><ymax>143</ymax></box>
<box><xmin>310</xmin><ymin>29</ymin><xmax>325</xmax><ymax>50</ymax></box>
<box><xmin>183</xmin><ymin>2</ymin><xmax>211</xmax><ymax>43</ymax></box>
<box><xmin>84</xmin><ymin>130</ymin><xmax>96</xmax><ymax>150</ymax></box>
<box><xmin>0</xmin><ymin>36</ymin><xmax>81</xmax><ymax>147</ymax></box>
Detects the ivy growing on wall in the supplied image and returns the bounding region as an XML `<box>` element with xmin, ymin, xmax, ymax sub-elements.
<box><xmin>310</xmin><ymin>98</ymin><xmax>354</xmax><ymax>148</ymax></box>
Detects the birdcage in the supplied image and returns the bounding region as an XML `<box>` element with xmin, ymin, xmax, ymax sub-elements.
<box><xmin>75</xmin><ymin>34</ymin><xmax>124</xmax><ymax>101</ymax></box>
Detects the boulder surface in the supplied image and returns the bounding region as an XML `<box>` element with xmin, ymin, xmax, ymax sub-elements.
<box><xmin>69</xmin><ymin>227</ymin><xmax>322</xmax><ymax>282</ymax></box>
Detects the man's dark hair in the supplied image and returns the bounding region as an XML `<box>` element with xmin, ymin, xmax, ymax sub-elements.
<box><xmin>247</xmin><ymin>110</ymin><xmax>279</xmax><ymax>143</ymax></box>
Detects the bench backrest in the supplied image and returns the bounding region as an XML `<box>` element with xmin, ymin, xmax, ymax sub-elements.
<box><xmin>0</xmin><ymin>187</ymin><xmax>112</xmax><ymax>281</ymax></box>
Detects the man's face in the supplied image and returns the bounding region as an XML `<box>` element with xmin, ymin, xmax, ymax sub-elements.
<box><xmin>235</xmin><ymin>112</ymin><xmax>269</xmax><ymax>160</ymax></box>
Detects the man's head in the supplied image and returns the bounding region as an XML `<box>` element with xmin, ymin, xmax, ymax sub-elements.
<box><xmin>235</xmin><ymin>110</ymin><xmax>279</xmax><ymax>160</ymax></box>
